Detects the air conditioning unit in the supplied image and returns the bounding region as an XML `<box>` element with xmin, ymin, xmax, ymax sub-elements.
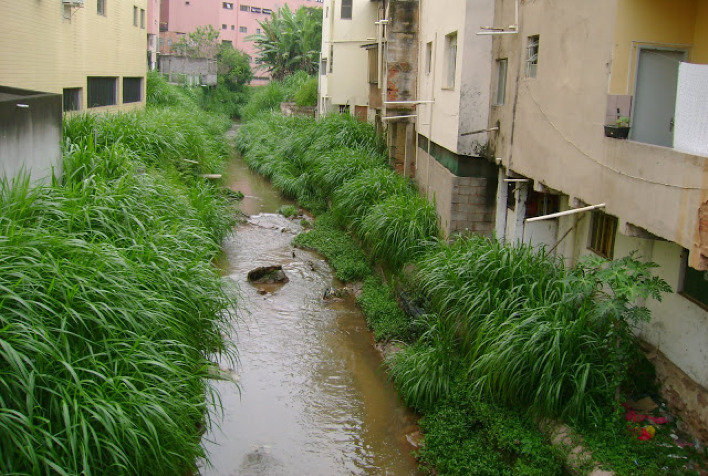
<box><xmin>62</xmin><ymin>0</ymin><xmax>84</xmax><ymax>5</ymax></box>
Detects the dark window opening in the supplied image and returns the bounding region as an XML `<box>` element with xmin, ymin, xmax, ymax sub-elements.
<box><xmin>87</xmin><ymin>76</ymin><xmax>117</xmax><ymax>108</ymax></box>
<box><xmin>123</xmin><ymin>77</ymin><xmax>143</xmax><ymax>104</ymax></box>
<box><xmin>341</xmin><ymin>0</ymin><xmax>352</xmax><ymax>19</ymax></box>
<box><xmin>63</xmin><ymin>88</ymin><xmax>81</xmax><ymax>112</ymax></box>
<box><xmin>588</xmin><ymin>210</ymin><xmax>617</xmax><ymax>259</ymax></box>
<box><xmin>679</xmin><ymin>249</ymin><xmax>708</xmax><ymax>309</ymax></box>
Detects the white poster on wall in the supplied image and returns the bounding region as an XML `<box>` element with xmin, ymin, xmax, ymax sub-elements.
<box><xmin>674</xmin><ymin>62</ymin><xmax>708</xmax><ymax>158</ymax></box>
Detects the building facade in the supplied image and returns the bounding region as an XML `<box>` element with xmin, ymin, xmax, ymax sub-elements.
<box><xmin>489</xmin><ymin>0</ymin><xmax>708</xmax><ymax>441</ymax></box>
<box><xmin>319</xmin><ymin>0</ymin><xmax>708</xmax><ymax>443</ymax></box>
<box><xmin>159</xmin><ymin>0</ymin><xmax>319</xmax><ymax>82</ymax></box>
<box><xmin>0</xmin><ymin>0</ymin><xmax>148</xmax><ymax>113</ymax></box>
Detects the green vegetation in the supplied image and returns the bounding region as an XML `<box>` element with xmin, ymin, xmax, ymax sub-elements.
<box><xmin>294</xmin><ymin>77</ymin><xmax>318</xmax><ymax>107</ymax></box>
<box><xmin>293</xmin><ymin>213</ymin><xmax>370</xmax><ymax>282</ymax></box>
<box><xmin>248</xmin><ymin>5</ymin><xmax>323</xmax><ymax>80</ymax></box>
<box><xmin>356</xmin><ymin>277</ymin><xmax>411</xmax><ymax>341</ymax></box>
<box><xmin>278</xmin><ymin>204</ymin><xmax>299</xmax><ymax>218</ymax></box>
<box><xmin>234</xmin><ymin>89</ymin><xmax>685</xmax><ymax>474</ymax></box>
<box><xmin>240</xmin><ymin>71</ymin><xmax>314</xmax><ymax>119</ymax></box>
<box><xmin>417</xmin><ymin>383</ymin><xmax>564</xmax><ymax>476</ymax></box>
<box><xmin>0</xmin><ymin>79</ymin><xmax>236</xmax><ymax>474</ymax></box>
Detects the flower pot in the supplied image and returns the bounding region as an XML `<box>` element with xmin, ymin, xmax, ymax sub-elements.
<box><xmin>604</xmin><ymin>125</ymin><xmax>631</xmax><ymax>139</ymax></box>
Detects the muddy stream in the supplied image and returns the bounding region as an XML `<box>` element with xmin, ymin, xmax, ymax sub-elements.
<box><xmin>199</xmin><ymin>153</ymin><xmax>422</xmax><ymax>476</ymax></box>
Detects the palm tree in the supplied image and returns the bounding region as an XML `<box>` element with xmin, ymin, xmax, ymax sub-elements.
<box><xmin>248</xmin><ymin>5</ymin><xmax>322</xmax><ymax>80</ymax></box>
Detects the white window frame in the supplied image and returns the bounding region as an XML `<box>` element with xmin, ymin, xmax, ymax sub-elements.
<box><xmin>495</xmin><ymin>58</ymin><xmax>508</xmax><ymax>105</ymax></box>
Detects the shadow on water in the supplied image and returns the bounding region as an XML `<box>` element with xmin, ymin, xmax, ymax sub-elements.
<box><xmin>200</xmin><ymin>149</ymin><xmax>421</xmax><ymax>476</ymax></box>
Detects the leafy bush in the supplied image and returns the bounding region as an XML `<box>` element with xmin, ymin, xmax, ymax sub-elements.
<box><xmin>417</xmin><ymin>383</ymin><xmax>564</xmax><ymax>476</ymax></box>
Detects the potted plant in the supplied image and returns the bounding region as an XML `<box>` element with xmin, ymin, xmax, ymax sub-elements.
<box><xmin>604</xmin><ymin>116</ymin><xmax>631</xmax><ymax>139</ymax></box>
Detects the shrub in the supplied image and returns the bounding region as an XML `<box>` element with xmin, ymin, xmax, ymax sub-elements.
<box><xmin>294</xmin><ymin>77</ymin><xmax>318</xmax><ymax>106</ymax></box>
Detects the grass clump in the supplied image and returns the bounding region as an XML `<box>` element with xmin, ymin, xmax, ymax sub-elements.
<box><xmin>359</xmin><ymin>194</ymin><xmax>440</xmax><ymax>269</ymax></box>
<box><xmin>293</xmin><ymin>213</ymin><xmax>371</xmax><ymax>282</ymax></box>
<box><xmin>356</xmin><ymin>277</ymin><xmax>411</xmax><ymax>341</ymax></box>
<box><xmin>294</xmin><ymin>77</ymin><xmax>318</xmax><ymax>107</ymax></box>
<box><xmin>278</xmin><ymin>204</ymin><xmax>299</xmax><ymax>217</ymax></box>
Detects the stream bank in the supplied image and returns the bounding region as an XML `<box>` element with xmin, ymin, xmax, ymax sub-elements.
<box><xmin>199</xmin><ymin>153</ymin><xmax>421</xmax><ymax>476</ymax></box>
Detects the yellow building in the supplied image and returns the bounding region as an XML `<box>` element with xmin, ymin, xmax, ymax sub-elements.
<box><xmin>0</xmin><ymin>0</ymin><xmax>148</xmax><ymax>112</ymax></box>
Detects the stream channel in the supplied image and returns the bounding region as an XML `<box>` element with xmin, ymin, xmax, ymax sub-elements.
<box><xmin>199</xmin><ymin>152</ymin><xmax>422</xmax><ymax>476</ymax></box>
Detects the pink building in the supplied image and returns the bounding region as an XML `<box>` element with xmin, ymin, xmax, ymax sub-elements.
<box><xmin>158</xmin><ymin>0</ymin><xmax>321</xmax><ymax>82</ymax></box>
<box><xmin>147</xmin><ymin>0</ymin><xmax>161</xmax><ymax>70</ymax></box>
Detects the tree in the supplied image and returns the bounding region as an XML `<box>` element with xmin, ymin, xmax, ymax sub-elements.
<box><xmin>248</xmin><ymin>5</ymin><xmax>323</xmax><ymax>80</ymax></box>
<box><xmin>174</xmin><ymin>25</ymin><xmax>220</xmax><ymax>58</ymax></box>
<box><xmin>217</xmin><ymin>43</ymin><xmax>253</xmax><ymax>91</ymax></box>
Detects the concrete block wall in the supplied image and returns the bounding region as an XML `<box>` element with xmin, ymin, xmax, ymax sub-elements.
<box><xmin>416</xmin><ymin>147</ymin><xmax>496</xmax><ymax>237</ymax></box>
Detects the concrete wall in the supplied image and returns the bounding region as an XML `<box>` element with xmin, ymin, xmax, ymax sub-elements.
<box><xmin>0</xmin><ymin>87</ymin><xmax>62</xmax><ymax>184</ymax></box>
<box><xmin>159</xmin><ymin>55</ymin><xmax>218</xmax><ymax>85</ymax></box>
<box><xmin>0</xmin><ymin>0</ymin><xmax>147</xmax><ymax>113</ymax></box>
<box><xmin>416</xmin><ymin>0</ymin><xmax>494</xmax><ymax>155</ymax></box>
<box><xmin>416</xmin><ymin>146</ymin><xmax>496</xmax><ymax>236</ymax></box>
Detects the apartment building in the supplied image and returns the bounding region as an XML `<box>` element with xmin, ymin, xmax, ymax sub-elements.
<box><xmin>159</xmin><ymin>0</ymin><xmax>318</xmax><ymax>82</ymax></box>
<box><xmin>0</xmin><ymin>0</ymin><xmax>148</xmax><ymax>113</ymax></box>
<box><xmin>414</xmin><ymin>0</ymin><xmax>496</xmax><ymax>237</ymax></box>
<box><xmin>488</xmin><ymin>0</ymin><xmax>708</xmax><ymax>441</ymax></box>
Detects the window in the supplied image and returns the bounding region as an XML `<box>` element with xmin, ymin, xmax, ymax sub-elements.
<box><xmin>262</xmin><ymin>8</ymin><xmax>272</xmax><ymax>14</ymax></box>
<box><xmin>223</xmin><ymin>2</ymin><xmax>233</xmax><ymax>9</ymax></box>
<box><xmin>425</xmin><ymin>41</ymin><xmax>432</xmax><ymax>75</ymax></box>
<box><xmin>123</xmin><ymin>77</ymin><xmax>143</xmax><ymax>104</ymax></box>
<box><xmin>222</xmin><ymin>24</ymin><xmax>227</xmax><ymax>29</ymax></box>
<box><xmin>251</xmin><ymin>6</ymin><xmax>261</xmax><ymax>13</ymax></box>
<box><xmin>341</xmin><ymin>0</ymin><xmax>352</xmax><ymax>19</ymax></box>
<box><xmin>62</xmin><ymin>88</ymin><xmax>81</xmax><ymax>112</ymax></box>
<box><xmin>140</xmin><ymin>9</ymin><xmax>145</xmax><ymax>28</ymax></box>
<box><xmin>133</xmin><ymin>6</ymin><xmax>138</xmax><ymax>26</ymax></box>
<box><xmin>87</xmin><ymin>77</ymin><xmax>117</xmax><ymax>108</ymax></box>
<box><xmin>222</xmin><ymin>40</ymin><xmax>233</xmax><ymax>47</ymax></box>
<box><xmin>329</xmin><ymin>45</ymin><xmax>334</xmax><ymax>73</ymax></box>
<box><xmin>239</xmin><ymin>26</ymin><xmax>247</xmax><ymax>33</ymax></box>
<box><xmin>231</xmin><ymin>25</ymin><xmax>235</xmax><ymax>30</ymax></box>
<box><xmin>588</xmin><ymin>210</ymin><xmax>617</xmax><ymax>259</ymax></box>
<box><xmin>444</xmin><ymin>32</ymin><xmax>457</xmax><ymax>89</ymax></box>
<box><xmin>240</xmin><ymin>4</ymin><xmax>248</xmax><ymax>11</ymax></box>
<box><xmin>526</xmin><ymin>35</ymin><xmax>539</xmax><ymax>78</ymax></box>
<box><xmin>679</xmin><ymin>249</ymin><xmax>708</xmax><ymax>309</ymax></box>
<box><xmin>495</xmin><ymin>59</ymin><xmax>508</xmax><ymax>105</ymax></box>
<box><xmin>97</xmin><ymin>0</ymin><xmax>106</xmax><ymax>15</ymax></box>
<box><xmin>256</xmin><ymin>28</ymin><xmax>261</xmax><ymax>34</ymax></box>
<box><xmin>367</xmin><ymin>48</ymin><xmax>378</xmax><ymax>84</ymax></box>
<box><xmin>320</xmin><ymin>58</ymin><xmax>327</xmax><ymax>75</ymax></box>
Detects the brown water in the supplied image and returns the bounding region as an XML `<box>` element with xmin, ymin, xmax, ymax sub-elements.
<box><xmin>199</xmin><ymin>154</ymin><xmax>421</xmax><ymax>476</ymax></box>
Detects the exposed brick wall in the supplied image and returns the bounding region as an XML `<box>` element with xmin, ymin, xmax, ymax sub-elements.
<box><xmin>416</xmin><ymin>147</ymin><xmax>496</xmax><ymax>238</ymax></box>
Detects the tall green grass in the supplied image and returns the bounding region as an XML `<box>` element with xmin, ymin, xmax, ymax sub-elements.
<box><xmin>397</xmin><ymin>236</ymin><xmax>670</xmax><ymax>422</ymax></box>
<box><xmin>0</xmin><ymin>78</ymin><xmax>237</xmax><ymax>474</ymax></box>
